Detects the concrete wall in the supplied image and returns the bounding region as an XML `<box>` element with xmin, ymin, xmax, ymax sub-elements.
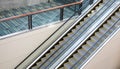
<box><xmin>83</xmin><ymin>30</ymin><xmax>120</xmax><ymax>69</ymax></box>
<box><xmin>0</xmin><ymin>23</ymin><xmax>62</xmax><ymax>69</ymax></box>
<box><xmin>0</xmin><ymin>0</ymin><xmax>48</xmax><ymax>10</ymax></box>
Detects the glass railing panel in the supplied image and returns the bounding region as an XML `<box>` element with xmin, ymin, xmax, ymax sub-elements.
<box><xmin>0</xmin><ymin>17</ymin><xmax>28</xmax><ymax>36</ymax></box>
<box><xmin>32</xmin><ymin>9</ymin><xmax>60</xmax><ymax>28</ymax></box>
<box><xmin>63</xmin><ymin>6</ymin><xmax>77</xmax><ymax>19</ymax></box>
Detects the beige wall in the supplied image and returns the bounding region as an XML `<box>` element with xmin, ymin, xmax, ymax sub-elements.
<box><xmin>0</xmin><ymin>23</ymin><xmax>62</xmax><ymax>69</ymax></box>
<box><xmin>83</xmin><ymin>30</ymin><xmax>120</xmax><ymax>69</ymax></box>
<box><xmin>0</xmin><ymin>22</ymin><xmax>120</xmax><ymax>69</ymax></box>
<box><xmin>0</xmin><ymin>0</ymin><xmax>48</xmax><ymax>10</ymax></box>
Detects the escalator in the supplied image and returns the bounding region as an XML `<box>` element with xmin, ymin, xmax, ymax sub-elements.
<box><xmin>25</xmin><ymin>0</ymin><xmax>120</xmax><ymax>69</ymax></box>
<box><xmin>15</xmin><ymin>0</ymin><xmax>120</xmax><ymax>69</ymax></box>
<box><xmin>58</xmin><ymin>6</ymin><xmax>120</xmax><ymax>69</ymax></box>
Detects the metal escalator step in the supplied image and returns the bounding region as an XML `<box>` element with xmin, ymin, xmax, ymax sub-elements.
<box><xmin>73</xmin><ymin>53</ymin><xmax>81</xmax><ymax>60</ymax></box>
<box><xmin>69</xmin><ymin>58</ymin><xmax>77</xmax><ymax>65</ymax></box>
<box><xmin>75</xmin><ymin>25</ymin><xmax>81</xmax><ymax>29</ymax></box>
<box><xmin>59</xmin><ymin>40</ymin><xmax>64</xmax><ymax>45</ymax></box>
<box><xmin>77</xmin><ymin>49</ymin><xmax>86</xmax><ymax>56</ymax></box>
<box><xmin>67</xmin><ymin>32</ymin><xmax>74</xmax><ymax>37</ymax></box>
<box><xmin>82</xmin><ymin>44</ymin><xmax>91</xmax><ymax>51</ymax></box>
<box><xmin>63</xmin><ymin>36</ymin><xmax>69</xmax><ymax>41</ymax></box>
<box><xmin>41</xmin><ymin>57</ymin><xmax>47</xmax><ymax>63</ymax></box>
<box><xmin>86</xmin><ymin>40</ymin><xmax>95</xmax><ymax>46</ymax></box>
<box><xmin>79</xmin><ymin>21</ymin><xmax>84</xmax><ymax>26</ymax></box>
<box><xmin>107</xmin><ymin>20</ymin><xmax>114</xmax><ymax>25</ymax></box>
<box><xmin>54</xmin><ymin>45</ymin><xmax>61</xmax><ymax>50</ymax></box>
<box><xmin>119</xmin><ymin>9</ymin><xmax>120</xmax><ymax>11</ymax></box>
<box><xmin>45</xmin><ymin>53</ymin><xmax>51</xmax><ymax>58</ymax></box>
<box><xmin>99</xmin><ymin>28</ymin><xmax>106</xmax><ymax>33</ymax></box>
<box><xmin>83</xmin><ymin>17</ymin><xmax>89</xmax><ymax>21</ymax></box>
<box><xmin>103</xmin><ymin>24</ymin><xmax>111</xmax><ymax>29</ymax></box>
<box><xmin>90</xmin><ymin>36</ymin><xmax>99</xmax><ymax>42</ymax></box>
<box><xmin>98</xmin><ymin>3</ymin><xmax>103</xmax><ymax>6</ymax></box>
<box><xmin>31</xmin><ymin>66</ymin><xmax>38</xmax><ymax>69</ymax></box>
<box><xmin>87</xmin><ymin>13</ymin><xmax>91</xmax><ymax>17</ymax></box>
<box><xmin>95</xmin><ymin>2</ymin><xmax>104</xmax><ymax>11</ymax></box>
<box><xmin>72</xmin><ymin>29</ymin><xmax>77</xmax><ymax>33</ymax></box>
<box><xmin>111</xmin><ymin>16</ymin><xmax>119</xmax><ymax>22</ymax></box>
<box><xmin>91</xmin><ymin>10</ymin><xmax>96</xmax><ymax>14</ymax></box>
<box><xmin>115</xmin><ymin>12</ymin><xmax>120</xmax><ymax>17</ymax></box>
<box><xmin>95</xmin><ymin>6</ymin><xmax>100</xmax><ymax>11</ymax></box>
<box><xmin>64</xmin><ymin>62</ymin><xmax>72</xmax><ymax>69</ymax></box>
<box><xmin>113</xmin><ymin>15</ymin><xmax>119</xmax><ymax>20</ymax></box>
<box><xmin>36</xmin><ymin>61</ymin><xmax>42</xmax><ymax>67</ymax></box>
<box><xmin>50</xmin><ymin>49</ymin><xmax>56</xmax><ymax>54</ymax></box>
<box><xmin>41</xmin><ymin>60</ymin><xmax>51</xmax><ymax>68</ymax></box>
<box><xmin>95</xmin><ymin>32</ymin><xmax>103</xmax><ymax>38</ymax></box>
<box><xmin>59</xmin><ymin>67</ymin><xmax>64</xmax><ymax>69</ymax></box>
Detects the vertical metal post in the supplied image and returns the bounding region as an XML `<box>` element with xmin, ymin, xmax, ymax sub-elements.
<box><xmin>74</xmin><ymin>0</ymin><xmax>76</xmax><ymax>12</ymax></box>
<box><xmin>60</xmin><ymin>8</ymin><xmax>64</xmax><ymax>21</ymax></box>
<box><xmin>74</xmin><ymin>5</ymin><xmax>77</xmax><ymax>12</ymax></box>
<box><xmin>78</xmin><ymin>3</ymin><xmax>82</xmax><ymax>15</ymax></box>
<box><xmin>28</xmin><ymin>15</ymin><xmax>32</xmax><ymax>29</ymax></box>
<box><xmin>89</xmin><ymin>0</ymin><xmax>94</xmax><ymax>5</ymax></box>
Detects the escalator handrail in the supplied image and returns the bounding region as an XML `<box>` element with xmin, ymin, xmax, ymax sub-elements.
<box><xmin>15</xmin><ymin>1</ymin><xmax>83</xmax><ymax>69</ymax></box>
<box><xmin>25</xmin><ymin>0</ymin><xmax>102</xmax><ymax>69</ymax></box>
<box><xmin>55</xmin><ymin>0</ymin><xmax>119</xmax><ymax>68</ymax></box>
<box><xmin>49</xmin><ymin>0</ymin><xmax>116</xmax><ymax>68</ymax></box>
<box><xmin>75</xmin><ymin>13</ymin><xmax>120</xmax><ymax>69</ymax></box>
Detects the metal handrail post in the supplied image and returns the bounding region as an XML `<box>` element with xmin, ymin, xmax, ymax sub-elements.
<box><xmin>60</xmin><ymin>8</ymin><xmax>64</xmax><ymax>21</ymax></box>
<box><xmin>28</xmin><ymin>15</ymin><xmax>32</xmax><ymax>29</ymax></box>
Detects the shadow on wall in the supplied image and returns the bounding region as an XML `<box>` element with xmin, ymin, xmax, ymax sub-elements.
<box><xmin>116</xmin><ymin>55</ymin><xmax>120</xmax><ymax>69</ymax></box>
<box><xmin>117</xmin><ymin>66</ymin><xmax>120</xmax><ymax>69</ymax></box>
<box><xmin>117</xmin><ymin>62</ymin><xmax>120</xmax><ymax>69</ymax></box>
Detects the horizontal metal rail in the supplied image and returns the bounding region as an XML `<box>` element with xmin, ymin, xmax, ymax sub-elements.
<box><xmin>0</xmin><ymin>1</ymin><xmax>82</xmax><ymax>22</ymax></box>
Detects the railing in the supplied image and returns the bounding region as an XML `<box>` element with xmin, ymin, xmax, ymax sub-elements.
<box><xmin>14</xmin><ymin>0</ymin><xmax>95</xmax><ymax>68</ymax></box>
<box><xmin>0</xmin><ymin>1</ymin><xmax>82</xmax><ymax>29</ymax></box>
